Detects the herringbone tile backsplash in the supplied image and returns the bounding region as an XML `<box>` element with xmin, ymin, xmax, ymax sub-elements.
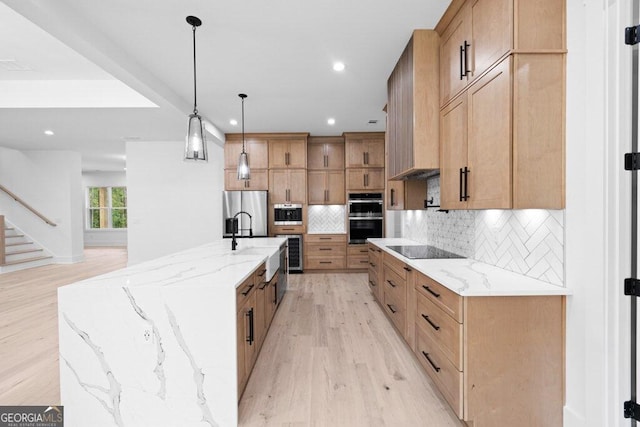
<box><xmin>399</xmin><ymin>176</ymin><xmax>565</xmax><ymax>286</ymax></box>
<box><xmin>308</xmin><ymin>205</ymin><xmax>346</xmax><ymax>234</ymax></box>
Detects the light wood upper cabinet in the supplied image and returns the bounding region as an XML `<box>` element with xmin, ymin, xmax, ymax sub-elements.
<box><xmin>387</xmin><ymin>30</ymin><xmax>440</xmax><ymax>179</ymax></box>
<box><xmin>437</xmin><ymin>0</ymin><xmax>565</xmax><ymax>107</ymax></box>
<box><xmin>345</xmin><ymin>133</ymin><xmax>385</xmax><ymax>168</ymax></box>
<box><xmin>440</xmin><ymin>55</ymin><xmax>564</xmax><ymax>209</ymax></box>
<box><xmin>269</xmin><ymin>138</ymin><xmax>307</xmax><ymax>169</ymax></box>
<box><xmin>224</xmin><ymin>137</ymin><xmax>269</xmax><ymax>170</ymax></box>
<box><xmin>224</xmin><ymin>169</ymin><xmax>268</xmax><ymax>191</ymax></box>
<box><xmin>441</xmin><ymin>58</ymin><xmax>511</xmax><ymax>210</ymax></box>
<box><xmin>269</xmin><ymin>169</ymin><xmax>306</xmax><ymax>204</ymax></box>
<box><xmin>346</xmin><ymin>168</ymin><xmax>385</xmax><ymax>192</ymax></box>
<box><xmin>307</xmin><ymin>136</ymin><xmax>345</xmax><ymax>170</ymax></box>
<box><xmin>308</xmin><ymin>170</ymin><xmax>345</xmax><ymax>205</ymax></box>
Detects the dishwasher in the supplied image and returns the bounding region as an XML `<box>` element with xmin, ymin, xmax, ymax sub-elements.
<box><xmin>276</xmin><ymin>234</ymin><xmax>303</xmax><ymax>273</ymax></box>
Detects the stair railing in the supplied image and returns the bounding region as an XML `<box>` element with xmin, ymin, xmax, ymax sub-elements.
<box><xmin>0</xmin><ymin>215</ymin><xmax>5</xmax><ymax>265</ymax></box>
<box><xmin>0</xmin><ymin>184</ymin><xmax>57</xmax><ymax>227</ymax></box>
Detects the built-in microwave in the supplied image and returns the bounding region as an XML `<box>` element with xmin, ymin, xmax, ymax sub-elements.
<box><xmin>348</xmin><ymin>193</ymin><xmax>383</xmax><ymax>217</ymax></box>
<box><xmin>274</xmin><ymin>203</ymin><xmax>303</xmax><ymax>225</ymax></box>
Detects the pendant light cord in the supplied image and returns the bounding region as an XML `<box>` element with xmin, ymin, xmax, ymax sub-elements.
<box><xmin>192</xmin><ymin>25</ymin><xmax>198</xmax><ymax>115</ymax></box>
<box><xmin>241</xmin><ymin>96</ymin><xmax>246</xmax><ymax>153</ymax></box>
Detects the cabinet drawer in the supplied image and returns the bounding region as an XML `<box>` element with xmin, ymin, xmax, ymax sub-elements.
<box><xmin>416</xmin><ymin>291</ymin><xmax>463</xmax><ymax>370</ymax></box>
<box><xmin>236</xmin><ymin>274</ymin><xmax>256</xmax><ymax>312</ymax></box>
<box><xmin>306</xmin><ymin>234</ymin><xmax>347</xmax><ymax>243</ymax></box>
<box><xmin>415</xmin><ymin>327</ymin><xmax>463</xmax><ymax>418</ymax></box>
<box><xmin>253</xmin><ymin>263</ymin><xmax>267</xmax><ymax>286</ymax></box>
<box><xmin>368</xmin><ymin>243</ymin><xmax>382</xmax><ymax>262</ymax></box>
<box><xmin>348</xmin><ymin>245</ymin><xmax>369</xmax><ymax>256</ymax></box>
<box><xmin>383</xmin><ymin>282</ymin><xmax>406</xmax><ymax>334</ymax></box>
<box><xmin>306</xmin><ymin>257</ymin><xmax>346</xmax><ymax>269</ymax></box>
<box><xmin>415</xmin><ymin>272</ymin><xmax>463</xmax><ymax>323</ymax></box>
<box><xmin>271</xmin><ymin>224</ymin><xmax>304</xmax><ymax>235</ymax></box>
<box><xmin>383</xmin><ymin>252</ymin><xmax>408</xmax><ymax>279</ymax></box>
<box><xmin>368</xmin><ymin>269</ymin><xmax>380</xmax><ymax>293</ymax></box>
<box><xmin>347</xmin><ymin>255</ymin><xmax>369</xmax><ymax>269</ymax></box>
<box><xmin>306</xmin><ymin>242</ymin><xmax>346</xmax><ymax>257</ymax></box>
<box><xmin>383</xmin><ymin>266</ymin><xmax>406</xmax><ymax>297</ymax></box>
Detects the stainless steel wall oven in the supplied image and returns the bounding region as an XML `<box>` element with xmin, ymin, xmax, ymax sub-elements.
<box><xmin>348</xmin><ymin>193</ymin><xmax>383</xmax><ymax>244</ymax></box>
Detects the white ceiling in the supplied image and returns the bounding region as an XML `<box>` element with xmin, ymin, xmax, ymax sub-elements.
<box><xmin>0</xmin><ymin>0</ymin><xmax>450</xmax><ymax>171</ymax></box>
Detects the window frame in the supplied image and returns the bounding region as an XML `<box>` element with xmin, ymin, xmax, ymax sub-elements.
<box><xmin>85</xmin><ymin>186</ymin><xmax>128</xmax><ymax>230</ymax></box>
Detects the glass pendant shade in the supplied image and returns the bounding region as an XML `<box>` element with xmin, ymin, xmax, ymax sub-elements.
<box><xmin>237</xmin><ymin>151</ymin><xmax>250</xmax><ymax>180</ymax></box>
<box><xmin>237</xmin><ymin>93</ymin><xmax>250</xmax><ymax>180</ymax></box>
<box><xmin>185</xmin><ymin>113</ymin><xmax>207</xmax><ymax>161</ymax></box>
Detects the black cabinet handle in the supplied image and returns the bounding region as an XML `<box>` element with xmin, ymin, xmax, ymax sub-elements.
<box><xmin>422</xmin><ymin>285</ymin><xmax>440</xmax><ymax>298</ymax></box>
<box><xmin>421</xmin><ymin>314</ymin><xmax>441</xmax><ymax>331</ymax></box>
<box><xmin>273</xmin><ymin>282</ymin><xmax>278</xmax><ymax>304</ymax></box>
<box><xmin>403</xmin><ymin>266</ymin><xmax>412</xmax><ymax>272</ymax></box>
<box><xmin>459</xmin><ymin>44</ymin><xmax>465</xmax><ymax>80</ymax></box>
<box><xmin>246</xmin><ymin>308</ymin><xmax>254</xmax><ymax>345</ymax></box>
<box><xmin>319</xmin><ymin>261</ymin><xmax>332</xmax><ymax>264</ymax></box>
<box><xmin>319</xmin><ymin>248</ymin><xmax>332</xmax><ymax>251</ymax></box>
<box><xmin>459</xmin><ymin>168</ymin><xmax>464</xmax><ymax>201</ymax></box>
<box><xmin>390</xmin><ymin>188</ymin><xmax>395</xmax><ymax>206</ymax></box>
<box><xmin>376</xmin><ymin>249</ymin><xmax>382</xmax><ymax>253</ymax></box>
<box><xmin>258</xmin><ymin>269</ymin><xmax>266</xmax><ymax>277</ymax></box>
<box><xmin>387</xmin><ymin>280</ymin><xmax>397</xmax><ymax>288</ymax></box>
<box><xmin>319</xmin><ymin>237</ymin><xmax>331</xmax><ymax>240</ymax></box>
<box><xmin>422</xmin><ymin>351</ymin><xmax>441</xmax><ymax>372</ymax></box>
<box><xmin>241</xmin><ymin>284</ymin><xmax>254</xmax><ymax>297</ymax></box>
<box><xmin>463</xmin><ymin>167</ymin><xmax>470</xmax><ymax>201</ymax></box>
<box><xmin>387</xmin><ymin>304</ymin><xmax>397</xmax><ymax>314</ymax></box>
<box><xmin>369</xmin><ymin>262</ymin><xmax>376</xmax><ymax>267</ymax></box>
<box><xmin>463</xmin><ymin>40</ymin><xmax>471</xmax><ymax>77</ymax></box>
<box><xmin>369</xmin><ymin>280</ymin><xmax>376</xmax><ymax>287</ymax></box>
<box><xmin>258</xmin><ymin>282</ymin><xmax>268</xmax><ymax>290</ymax></box>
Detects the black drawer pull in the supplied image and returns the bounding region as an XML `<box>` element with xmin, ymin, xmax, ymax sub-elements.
<box><xmin>369</xmin><ymin>262</ymin><xmax>376</xmax><ymax>267</ymax></box>
<box><xmin>422</xmin><ymin>285</ymin><xmax>440</xmax><ymax>298</ymax></box>
<box><xmin>403</xmin><ymin>266</ymin><xmax>412</xmax><ymax>272</ymax></box>
<box><xmin>387</xmin><ymin>280</ymin><xmax>396</xmax><ymax>288</ymax></box>
<box><xmin>319</xmin><ymin>261</ymin><xmax>332</xmax><ymax>264</ymax></box>
<box><xmin>422</xmin><ymin>351</ymin><xmax>440</xmax><ymax>372</ymax></box>
<box><xmin>360</xmin><ymin>260</ymin><xmax>368</xmax><ymax>264</ymax></box>
<box><xmin>319</xmin><ymin>248</ymin><xmax>332</xmax><ymax>251</ymax></box>
<box><xmin>241</xmin><ymin>284</ymin><xmax>254</xmax><ymax>296</ymax></box>
<box><xmin>319</xmin><ymin>237</ymin><xmax>331</xmax><ymax>240</ymax></box>
<box><xmin>258</xmin><ymin>269</ymin><xmax>266</xmax><ymax>277</ymax></box>
<box><xmin>387</xmin><ymin>304</ymin><xmax>397</xmax><ymax>314</ymax></box>
<box><xmin>421</xmin><ymin>314</ymin><xmax>440</xmax><ymax>331</ymax></box>
<box><xmin>258</xmin><ymin>282</ymin><xmax>269</xmax><ymax>290</ymax></box>
<box><xmin>369</xmin><ymin>280</ymin><xmax>376</xmax><ymax>287</ymax></box>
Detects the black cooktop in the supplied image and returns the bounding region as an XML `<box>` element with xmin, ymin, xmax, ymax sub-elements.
<box><xmin>386</xmin><ymin>245</ymin><xmax>464</xmax><ymax>259</ymax></box>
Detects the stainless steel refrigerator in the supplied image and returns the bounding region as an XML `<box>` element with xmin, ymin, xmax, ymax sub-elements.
<box><xmin>222</xmin><ymin>190</ymin><xmax>268</xmax><ymax>238</ymax></box>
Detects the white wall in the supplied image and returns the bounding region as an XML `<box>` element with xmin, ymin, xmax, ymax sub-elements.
<box><xmin>82</xmin><ymin>171</ymin><xmax>128</xmax><ymax>247</ymax></box>
<box><xmin>126</xmin><ymin>140</ymin><xmax>223</xmax><ymax>265</ymax></box>
<box><xmin>565</xmin><ymin>1</ymin><xmax>630</xmax><ymax>426</ymax></box>
<box><xmin>0</xmin><ymin>146</ymin><xmax>84</xmax><ymax>263</ymax></box>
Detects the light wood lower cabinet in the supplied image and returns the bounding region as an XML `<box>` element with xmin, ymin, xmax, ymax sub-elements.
<box><xmin>347</xmin><ymin>244</ymin><xmax>370</xmax><ymax>269</ymax></box>
<box><xmin>236</xmin><ymin>262</ymin><xmax>280</xmax><ymax>400</ymax></box>
<box><xmin>369</xmin><ymin>248</ymin><xmax>564</xmax><ymax>426</ymax></box>
<box><xmin>304</xmin><ymin>234</ymin><xmax>347</xmax><ymax>270</ymax></box>
<box><xmin>367</xmin><ymin>243</ymin><xmax>383</xmax><ymax>301</ymax></box>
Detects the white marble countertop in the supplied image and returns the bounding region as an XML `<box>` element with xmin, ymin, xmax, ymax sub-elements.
<box><xmin>368</xmin><ymin>238</ymin><xmax>570</xmax><ymax>297</ymax></box>
<box><xmin>59</xmin><ymin>237</ymin><xmax>286</xmax><ymax>291</ymax></box>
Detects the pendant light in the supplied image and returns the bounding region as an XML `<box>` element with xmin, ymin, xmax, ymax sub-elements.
<box><xmin>237</xmin><ymin>93</ymin><xmax>251</xmax><ymax>180</ymax></box>
<box><xmin>184</xmin><ymin>16</ymin><xmax>207</xmax><ymax>161</ymax></box>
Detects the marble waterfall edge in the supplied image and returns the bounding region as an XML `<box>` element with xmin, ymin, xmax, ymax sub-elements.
<box><xmin>58</xmin><ymin>239</ymin><xmax>285</xmax><ymax>427</ymax></box>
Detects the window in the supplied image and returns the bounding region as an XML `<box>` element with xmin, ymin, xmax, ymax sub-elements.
<box><xmin>87</xmin><ymin>187</ymin><xmax>127</xmax><ymax>229</ymax></box>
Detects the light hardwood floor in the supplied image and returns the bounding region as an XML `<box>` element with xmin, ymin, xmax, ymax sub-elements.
<box><xmin>1</xmin><ymin>254</ymin><xmax>462</xmax><ymax>426</ymax></box>
<box><xmin>0</xmin><ymin>247</ymin><xmax>128</xmax><ymax>405</ymax></box>
<box><xmin>239</xmin><ymin>273</ymin><xmax>463</xmax><ymax>427</ymax></box>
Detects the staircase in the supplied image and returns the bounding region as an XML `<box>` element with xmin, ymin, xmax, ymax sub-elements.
<box><xmin>1</xmin><ymin>221</ymin><xmax>53</xmax><ymax>273</ymax></box>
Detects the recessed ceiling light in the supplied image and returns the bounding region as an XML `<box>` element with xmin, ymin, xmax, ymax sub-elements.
<box><xmin>230</xmin><ymin>119</ymin><xmax>238</xmax><ymax>126</ymax></box>
<box><xmin>327</xmin><ymin>118</ymin><xmax>336</xmax><ymax>125</ymax></box>
<box><xmin>333</xmin><ymin>62</ymin><xmax>345</xmax><ymax>72</ymax></box>
<box><xmin>44</xmin><ymin>130</ymin><xmax>54</xmax><ymax>136</ymax></box>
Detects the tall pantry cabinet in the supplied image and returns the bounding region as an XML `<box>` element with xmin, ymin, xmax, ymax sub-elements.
<box><xmin>438</xmin><ymin>0</ymin><xmax>566</xmax><ymax>210</ymax></box>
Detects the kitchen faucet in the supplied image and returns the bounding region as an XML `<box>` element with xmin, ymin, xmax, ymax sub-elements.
<box><xmin>231</xmin><ymin>211</ymin><xmax>253</xmax><ymax>251</ymax></box>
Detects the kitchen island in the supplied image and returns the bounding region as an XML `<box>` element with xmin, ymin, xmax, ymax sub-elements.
<box><xmin>58</xmin><ymin>237</ymin><xmax>286</xmax><ymax>427</ymax></box>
